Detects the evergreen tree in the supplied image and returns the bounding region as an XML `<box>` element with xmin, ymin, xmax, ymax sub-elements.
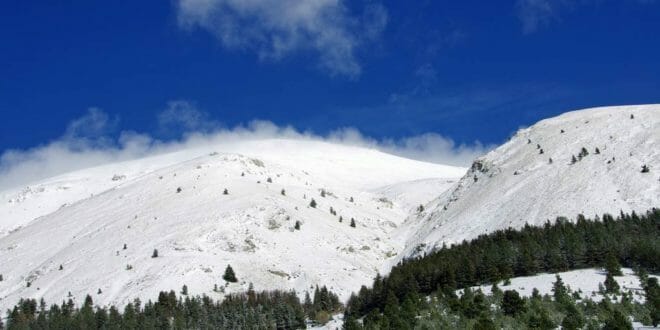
<box><xmin>151</xmin><ymin>249</ymin><xmax>158</xmax><ymax>258</ymax></box>
<box><xmin>605</xmin><ymin>253</ymin><xmax>622</xmax><ymax>276</ymax></box>
<box><xmin>604</xmin><ymin>273</ymin><xmax>620</xmax><ymax>294</ymax></box>
<box><xmin>223</xmin><ymin>188</ymin><xmax>229</xmax><ymax>195</ymax></box>
<box><xmin>501</xmin><ymin>290</ymin><xmax>525</xmax><ymax>316</ymax></box>
<box><xmin>181</xmin><ymin>285</ymin><xmax>188</xmax><ymax>296</ymax></box>
<box><xmin>281</xmin><ymin>189</ymin><xmax>286</xmax><ymax>196</ymax></box>
<box><xmin>644</xmin><ymin>277</ymin><xmax>660</xmax><ymax>326</ymax></box>
<box><xmin>602</xmin><ymin>309</ymin><xmax>632</xmax><ymax>330</ymax></box>
<box><xmin>641</xmin><ymin>164</ymin><xmax>650</xmax><ymax>173</ymax></box>
<box><xmin>309</xmin><ymin>198</ymin><xmax>317</xmax><ymax>208</ymax></box>
<box><xmin>294</xmin><ymin>221</ymin><xmax>301</xmax><ymax>230</ymax></box>
<box><xmin>223</xmin><ymin>265</ymin><xmax>238</xmax><ymax>283</ymax></box>
<box><xmin>350</xmin><ymin>218</ymin><xmax>356</xmax><ymax>228</ymax></box>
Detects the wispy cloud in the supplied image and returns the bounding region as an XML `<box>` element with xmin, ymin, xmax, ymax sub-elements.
<box><xmin>175</xmin><ymin>0</ymin><xmax>388</xmax><ymax>78</ymax></box>
<box><xmin>0</xmin><ymin>102</ymin><xmax>488</xmax><ymax>191</ymax></box>
<box><xmin>516</xmin><ymin>0</ymin><xmax>567</xmax><ymax>34</ymax></box>
<box><xmin>516</xmin><ymin>0</ymin><xmax>657</xmax><ymax>34</ymax></box>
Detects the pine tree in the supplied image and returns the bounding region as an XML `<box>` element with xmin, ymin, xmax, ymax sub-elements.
<box><xmin>123</xmin><ymin>243</ymin><xmax>127</xmax><ymax>250</ymax></box>
<box><xmin>604</xmin><ymin>273</ymin><xmax>620</xmax><ymax>294</ymax></box>
<box><xmin>59</xmin><ymin>264</ymin><xmax>63</xmax><ymax>271</ymax></box>
<box><xmin>223</xmin><ymin>265</ymin><xmax>238</xmax><ymax>283</ymax></box>
<box><xmin>571</xmin><ymin>155</ymin><xmax>577</xmax><ymax>164</ymax></box>
<box><xmin>595</xmin><ymin>147</ymin><xmax>600</xmax><ymax>154</ymax></box>
<box><xmin>176</xmin><ymin>187</ymin><xmax>182</xmax><ymax>193</ymax></box>
<box><xmin>350</xmin><ymin>218</ymin><xmax>356</xmax><ymax>228</ymax></box>
<box><xmin>181</xmin><ymin>285</ymin><xmax>188</xmax><ymax>295</ymax></box>
<box><xmin>309</xmin><ymin>198</ymin><xmax>317</xmax><ymax>208</ymax></box>
<box><xmin>644</xmin><ymin>277</ymin><xmax>660</xmax><ymax>326</ymax></box>
<box><xmin>641</xmin><ymin>165</ymin><xmax>650</xmax><ymax>173</ymax></box>
<box><xmin>223</xmin><ymin>188</ymin><xmax>229</xmax><ymax>195</ymax></box>
<box><xmin>605</xmin><ymin>253</ymin><xmax>622</xmax><ymax>276</ymax></box>
<box><xmin>152</xmin><ymin>249</ymin><xmax>158</xmax><ymax>258</ymax></box>
<box><xmin>502</xmin><ymin>290</ymin><xmax>525</xmax><ymax>316</ymax></box>
<box><xmin>97</xmin><ymin>288</ymin><xmax>103</xmax><ymax>294</ymax></box>
<box><xmin>294</xmin><ymin>221</ymin><xmax>301</xmax><ymax>230</ymax></box>
<box><xmin>267</xmin><ymin>177</ymin><xmax>272</xmax><ymax>183</ymax></box>
<box><xmin>349</xmin><ymin>196</ymin><xmax>354</xmax><ymax>203</ymax></box>
<box><xmin>320</xmin><ymin>189</ymin><xmax>326</xmax><ymax>198</ymax></box>
<box><xmin>281</xmin><ymin>189</ymin><xmax>286</xmax><ymax>196</ymax></box>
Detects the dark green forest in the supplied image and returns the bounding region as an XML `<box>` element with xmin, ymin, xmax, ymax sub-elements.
<box><xmin>3</xmin><ymin>209</ymin><xmax>659</xmax><ymax>329</ymax></box>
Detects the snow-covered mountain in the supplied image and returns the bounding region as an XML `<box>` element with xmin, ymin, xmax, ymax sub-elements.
<box><xmin>400</xmin><ymin>104</ymin><xmax>659</xmax><ymax>257</ymax></box>
<box><xmin>0</xmin><ymin>139</ymin><xmax>464</xmax><ymax>311</ymax></box>
<box><xmin>0</xmin><ymin>104</ymin><xmax>657</xmax><ymax>313</ymax></box>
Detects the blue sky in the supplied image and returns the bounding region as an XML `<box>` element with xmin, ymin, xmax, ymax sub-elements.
<box><xmin>1</xmin><ymin>1</ymin><xmax>659</xmax><ymax>163</ymax></box>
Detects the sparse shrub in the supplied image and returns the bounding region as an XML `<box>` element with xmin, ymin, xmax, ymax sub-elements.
<box><xmin>571</xmin><ymin>155</ymin><xmax>577</xmax><ymax>164</ymax></box>
<box><xmin>223</xmin><ymin>188</ymin><xmax>229</xmax><ymax>195</ymax></box>
<box><xmin>630</xmin><ymin>114</ymin><xmax>634</xmax><ymax>119</ymax></box>
<box><xmin>539</xmin><ymin>149</ymin><xmax>544</xmax><ymax>154</ymax></box>
<box><xmin>549</xmin><ymin>158</ymin><xmax>553</xmax><ymax>164</ymax></box>
<box><xmin>320</xmin><ymin>189</ymin><xmax>326</xmax><ymax>198</ymax></box>
<box><xmin>176</xmin><ymin>187</ymin><xmax>182</xmax><ymax>193</ymax></box>
<box><xmin>152</xmin><ymin>249</ymin><xmax>159</xmax><ymax>258</ymax></box>
<box><xmin>417</xmin><ymin>204</ymin><xmax>424</xmax><ymax>213</ymax></box>
<box><xmin>126</xmin><ymin>264</ymin><xmax>133</xmax><ymax>270</ymax></box>
<box><xmin>281</xmin><ymin>189</ymin><xmax>286</xmax><ymax>196</ymax></box>
<box><xmin>309</xmin><ymin>199</ymin><xmax>317</xmax><ymax>208</ymax></box>
<box><xmin>349</xmin><ymin>196</ymin><xmax>354</xmax><ymax>203</ymax></box>
<box><xmin>241</xmin><ymin>172</ymin><xmax>245</xmax><ymax>176</ymax></box>
<box><xmin>97</xmin><ymin>288</ymin><xmax>103</xmax><ymax>295</ymax></box>
<box><xmin>59</xmin><ymin>264</ymin><xmax>63</xmax><ymax>271</ymax></box>
<box><xmin>267</xmin><ymin>177</ymin><xmax>272</xmax><ymax>183</ymax></box>
<box><xmin>641</xmin><ymin>165</ymin><xmax>650</xmax><ymax>173</ymax></box>
<box><xmin>561</xmin><ymin>129</ymin><xmax>565</xmax><ymax>133</ymax></box>
<box><xmin>27</xmin><ymin>281</ymin><xmax>31</xmax><ymax>288</ymax></box>
<box><xmin>223</xmin><ymin>265</ymin><xmax>238</xmax><ymax>283</ymax></box>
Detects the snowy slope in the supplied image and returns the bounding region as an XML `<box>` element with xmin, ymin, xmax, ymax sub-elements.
<box><xmin>469</xmin><ymin>268</ymin><xmax>659</xmax><ymax>303</ymax></box>
<box><xmin>0</xmin><ymin>139</ymin><xmax>464</xmax><ymax>311</ymax></box>
<box><xmin>401</xmin><ymin>104</ymin><xmax>660</xmax><ymax>257</ymax></box>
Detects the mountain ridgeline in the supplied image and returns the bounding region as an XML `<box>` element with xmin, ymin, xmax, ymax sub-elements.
<box><xmin>0</xmin><ymin>105</ymin><xmax>658</xmax><ymax>329</ymax></box>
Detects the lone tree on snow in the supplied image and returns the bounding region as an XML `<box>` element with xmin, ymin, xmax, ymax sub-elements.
<box><xmin>641</xmin><ymin>165</ymin><xmax>650</xmax><ymax>173</ymax></box>
<box><xmin>151</xmin><ymin>249</ymin><xmax>159</xmax><ymax>258</ymax></box>
<box><xmin>223</xmin><ymin>188</ymin><xmax>229</xmax><ymax>195</ymax></box>
<box><xmin>350</xmin><ymin>218</ymin><xmax>356</xmax><ymax>228</ymax></box>
<box><xmin>309</xmin><ymin>198</ymin><xmax>317</xmax><ymax>208</ymax></box>
<box><xmin>223</xmin><ymin>265</ymin><xmax>238</xmax><ymax>283</ymax></box>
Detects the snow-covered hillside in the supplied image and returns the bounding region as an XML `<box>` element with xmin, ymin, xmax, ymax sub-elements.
<box><xmin>468</xmin><ymin>268</ymin><xmax>659</xmax><ymax>303</ymax></box>
<box><xmin>0</xmin><ymin>139</ymin><xmax>464</xmax><ymax>311</ymax></box>
<box><xmin>401</xmin><ymin>104</ymin><xmax>659</xmax><ymax>257</ymax></box>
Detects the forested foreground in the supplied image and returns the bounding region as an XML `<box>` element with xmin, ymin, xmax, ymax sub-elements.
<box><xmin>3</xmin><ymin>209</ymin><xmax>659</xmax><ymax>329</ymax></box>
<box><xmin>2</xmin><ymin>285</ymin><xmax>340</xmax><ymax>329</ymax></box>
<box><xmin>344</xmin><ymin>208</ymin><xmax>660</xmax><ymax>329</ymax></box>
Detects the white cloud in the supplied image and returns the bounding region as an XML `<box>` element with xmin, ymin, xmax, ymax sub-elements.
<box><xmin>516</xmin><ymin>0</ymin><xmax>564</xmax><ymax>34</ymax></box>
<box><xmin>0</xmin><ymin>103</ymin><xmax>489</xmax><ymax>191</ymax></box>
<box><xmin>516</xmin><ymin>0</ymin><xmax>657</xmax><ymax>34</ymax></box>
<box><xmin>176</xmin><ymin>0</ymin><xmax>387</xmax><ymax>77</ymax></box>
